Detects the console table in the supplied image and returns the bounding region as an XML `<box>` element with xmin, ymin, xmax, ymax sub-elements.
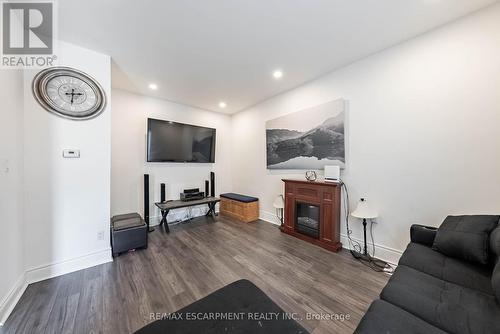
<box><xmin>155</xmin><ymin>197</ymin><xmax>220</xmax><ymax>233</ymax></box>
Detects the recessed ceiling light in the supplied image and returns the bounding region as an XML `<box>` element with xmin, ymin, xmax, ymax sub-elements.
<box><xmin>219</xmin><ymin>101</ymin><xmax>227</xmax><ymax>109</ymax></box>
<box><xmin>148</xmin><ymin>83</ymin><xmax>158</xmax><ymax>90</ymax></box>
<box><xmin>273</xmin><ymin>70</ymin><xmax>283</xmax><ymax>79</ymax></box>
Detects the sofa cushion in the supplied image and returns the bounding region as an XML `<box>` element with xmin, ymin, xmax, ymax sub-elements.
<box><xmin>380</xmin><ymin>265</ymin><xmax>500</xmax><ymax>334</ymax></box>
<box><xmin>410</xmin><ymin>224</ymin><xmax>437</xmax><ymax>247</ymax></box>
<box><xmin>432</xmin><ymin>215</ymin><xmax>499</xmax><ymax>265</ymax></box>
<box><xmin>490</xmin><ymin>227</ymin><xmax>500</xmax><ymax>302</ymax></box>
<box><xmin>490</xmin><ymin>226</ymin><xmax>500</xmax><ymax>263</ymax></box>
<box><xmin>354</xmin><ymin>299</ymin><xmax>446</xmax><ymax>334</ymax></box>
<box><xmin>399</xmin><ymin>242</ymin><xmax>493</xmax><ymax>295</ymax></box>
<box><xmin>493</xmin><ymin>263</ymin><xmax>500</xmax><ymax>303</ymax></box>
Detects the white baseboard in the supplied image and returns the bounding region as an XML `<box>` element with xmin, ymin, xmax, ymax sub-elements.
<box><xmin>25</xmin><ymin>248</ymin><xmax>113</xmax><ymax>284</ymax></box>
<box><xmin>259</xmin><ymin>210</ymin><xmax>402</xmax><ymax>265</ymax></box>
<box><xmin>0</xmin><ymin>273</ymin><xmax>28</xmax><ymax>326</ymax></box>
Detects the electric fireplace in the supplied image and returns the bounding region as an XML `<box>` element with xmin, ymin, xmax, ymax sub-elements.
<box><xmin>281</xmin><ymin>179</ymin><xmax>342</xmax><ymax>252</ymax></box>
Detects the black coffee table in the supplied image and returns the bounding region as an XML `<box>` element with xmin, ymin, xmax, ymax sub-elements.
<box><xmin>155</xmin><ymin>197</ymin><xmax>220</xmax><ymax>233</ymax></box>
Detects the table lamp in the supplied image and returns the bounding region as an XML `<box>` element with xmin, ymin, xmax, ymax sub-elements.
<box><xmin>273</xmin><ymin>195</ymin><xmax>285</xmax><ymax>227</ymax></box>
<box><xmin>351</xmin><ymin>198</ymin><xmax>378</xmax><ymax>258</ymax></box>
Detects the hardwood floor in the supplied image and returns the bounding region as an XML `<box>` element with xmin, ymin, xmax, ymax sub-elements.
<box><xmin>2</xmin><ymin>217</ymin><xmax>389</xmax><ymax>334</ymax></box>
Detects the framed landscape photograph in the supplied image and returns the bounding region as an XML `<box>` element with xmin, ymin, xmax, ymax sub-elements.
<box><xmin>266</xmin><ymin>99</ymin><xmax>346</xmax><ymax>170</ymax></box>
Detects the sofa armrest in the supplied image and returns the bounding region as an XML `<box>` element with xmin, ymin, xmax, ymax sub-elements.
<box><xmin>410</xmin><ymin>224</ymin><xmax>438</xmax><ymax>247</ymax></box>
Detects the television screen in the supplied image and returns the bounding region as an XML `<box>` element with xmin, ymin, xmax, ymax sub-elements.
<box><xmin>147</xmin><ymin>118</ymin><xmax>216</xmax><ymax>163</ymax></box>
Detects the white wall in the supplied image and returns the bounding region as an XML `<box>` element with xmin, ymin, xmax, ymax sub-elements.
<box><xmin>23</xmin><ymin>41</ymin><xmax>112</xmax><ymax>278</ymax></box>
<box><xmin>0</xmin><ymin>70</ymin><xmax>25</xmax><ymax>324</ymax></box>
<box><xmin>231</xmin><ymin>4</ymin><xmax>500</xmax><ymax>263</ymax></box>
<box><xmin>111</xmin><ymin>89</ymin><xmax>232</xmax><ymax>223</ymax></box>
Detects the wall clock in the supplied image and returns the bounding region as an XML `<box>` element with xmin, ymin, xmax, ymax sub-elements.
<box><xmin>32</xmin><ymin>66</ymin><xmax>106</xmax><ymax>120</ymax></box>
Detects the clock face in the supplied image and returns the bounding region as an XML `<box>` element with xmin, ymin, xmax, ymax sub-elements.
<box><xmin>46</xmin><ymin>75</ymin><xmax>97</xmax><ymax>113</ymax></box>
<box><xmin>33</xmin><ymin>67</ymin><xmax>106</xmax><ymax>120</ymax></box>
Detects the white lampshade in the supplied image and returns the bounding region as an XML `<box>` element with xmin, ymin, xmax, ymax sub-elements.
<box><xmin>273</xmin><ymin>195</ymin><xmax>284</xmax><ymax>209</ymax></box>
<box><xmin>351</xmin><ymin>198</ymin><xmax>378</xmax><ymax>219</ymax></box>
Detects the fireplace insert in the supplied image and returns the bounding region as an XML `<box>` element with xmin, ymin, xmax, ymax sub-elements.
<box><xmin>295</xmin><ymin>202</ymin><xmax>320</xmax><ymax>238</ymax></box>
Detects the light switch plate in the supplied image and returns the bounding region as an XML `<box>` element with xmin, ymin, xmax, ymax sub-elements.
<box><xmin>62</xmin><ymin>149</ymin><xmax>80</xmax><ymax>158</ymax></box>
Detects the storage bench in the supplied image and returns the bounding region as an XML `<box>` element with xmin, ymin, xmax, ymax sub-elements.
<box><xmin>220</xmin><ymin>193</ymin><xmax>259</xmax><ymax>223</ymax></box>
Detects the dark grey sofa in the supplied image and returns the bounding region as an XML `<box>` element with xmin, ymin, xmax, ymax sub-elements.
<box><xmin>355</xmin><ymin>216</ymin><xmax>500</xmax><ymax>334</ymax></box>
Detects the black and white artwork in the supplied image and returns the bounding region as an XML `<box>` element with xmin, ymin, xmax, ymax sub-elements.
<box><xmin>266</xmin><ymin>99</ymin><xmax>345</xmax><ymax>169</ymax></box>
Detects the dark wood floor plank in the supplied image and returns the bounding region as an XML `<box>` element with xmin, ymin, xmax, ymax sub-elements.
<box><xmin>72</xmin><ymin>266</ymin><xmax>104</xmax><ymax>334</ymax></box>
<box><xmin>43</xmin><ymin>271</ymin><xmax>78</xmax><ymax>334</ymax></box>
<box><xmin>3</xmin><ymin>217</ymin><xmax>389</xmax><ymax>334</ymax></box>
<box><xmin>101</xmin><ymin>264</ymin><xmax>126</xmax><ymax>331</ymax></box>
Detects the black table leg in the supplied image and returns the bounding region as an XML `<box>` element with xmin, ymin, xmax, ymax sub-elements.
<box><xmin>211</xmin><ymin>204</ymin><xmax>216</xmax><ymax>220</ymax></box>
<box><xmin>160</xmin><ymin>209</ymin><xmax>170</xmax><ymax>233</ymax></box>
<box><xmin>206</xmin><ymin>202</ymin><xmax>217</xmax><ymax>220</ymax></box>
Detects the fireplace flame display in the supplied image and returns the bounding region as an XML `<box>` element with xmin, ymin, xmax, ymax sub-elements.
<box><xmin>296</xmin><ymin>203</ymin><xmax>320</xmax><ymax>238</ymax></box>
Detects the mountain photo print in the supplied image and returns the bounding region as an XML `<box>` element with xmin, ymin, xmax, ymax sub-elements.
<box><xmin>266</xmin><ymin>99</ymin><xmax>345</xmax><ymax>169</ymax></box>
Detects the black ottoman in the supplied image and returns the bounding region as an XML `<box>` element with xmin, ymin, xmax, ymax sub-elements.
<box><xmin>135</xmin><ymin>279</ymin><xmax>308</xmax><ymax>334</ymax></box>
<box><xmin>111</xmin><ymin>213</ymin><xmax>148</xmax><ymax>257</ymax></box>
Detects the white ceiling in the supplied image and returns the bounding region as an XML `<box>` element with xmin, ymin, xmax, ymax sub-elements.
<box><xmin>58</xmin><ymin>0</ymin><xmax>498</xmax><ymax>114</ymax></box>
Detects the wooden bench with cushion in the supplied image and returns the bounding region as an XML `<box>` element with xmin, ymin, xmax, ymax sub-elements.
<box><xmin>220</xmin><ymin>193</ymin><xmax>259</xmax><ymax>223</ymax></box>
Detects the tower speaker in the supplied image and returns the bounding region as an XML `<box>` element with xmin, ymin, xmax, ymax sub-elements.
<box><xmin>210</xmin><ymin>172</ymin><xmax>215</xmax><ymax>197</ymax></box>
<box><xmin>144</xmin><ymin>174</ymin><xmax>154</xmax><ymax>232</ymax></box>
<box><xmin>205</xmin><ymin>180</ymin><xmax>209</xmax><ymax>198</ymax></box>
<box><xmin>160</xmin><ymin>183</ymin><xmax>166</xmax><ymax>203</ymax></box>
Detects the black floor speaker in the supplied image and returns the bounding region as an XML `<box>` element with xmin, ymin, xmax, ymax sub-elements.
<box><xmin>144</xmin><ymin>174</ymin><xmax>154</xmax><ymax>232</ymax></box>
<box><xmin>160</xmin><ymin>183</ymin><xmax>166</xmax><ymax>203</ymax></box>
<box><xmin>205</xmin><ymin>180</ymin><xmax>209</xmax><ymax>198</ymax></box>
<box><xmin>210</xmin><ymin>172</ymin><xmax>215</xmax><ymax>197</ymax></box>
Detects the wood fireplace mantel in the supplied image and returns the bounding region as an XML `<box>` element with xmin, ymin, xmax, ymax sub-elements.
<box><xmin>281</xmin><ymin>179</ymin><xmax>342</xmax><ymax>252</ymax></box>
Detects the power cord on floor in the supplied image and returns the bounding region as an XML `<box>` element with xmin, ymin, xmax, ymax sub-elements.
<box><xmin>339</xmin><ymin>179</ymin><xmax>394</xmax><ymax>274</ymax></box>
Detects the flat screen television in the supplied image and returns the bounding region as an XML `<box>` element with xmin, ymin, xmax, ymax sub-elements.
<box><xmin>147</xmin><ymin>118</ymin><xmax>216</xmax><ymax>163</ymax></box>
